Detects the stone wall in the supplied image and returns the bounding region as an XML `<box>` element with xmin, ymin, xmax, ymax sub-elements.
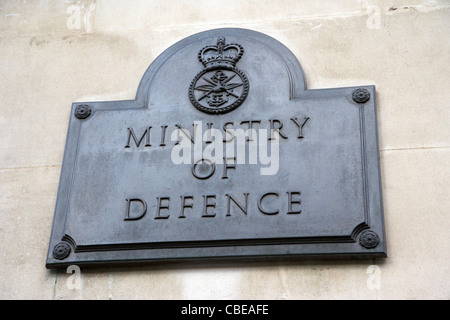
<box><xmin>0</xmin><ymin>0</ymin><xmax>449</xmax><ymax>299</ymax></box>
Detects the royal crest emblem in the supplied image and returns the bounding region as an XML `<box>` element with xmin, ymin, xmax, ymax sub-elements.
<box><xmin>189</xmin><ymin>37</ymin><xmax>249</xmax><ymax>114</ymax></box>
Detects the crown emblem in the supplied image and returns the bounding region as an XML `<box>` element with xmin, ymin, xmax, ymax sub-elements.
<box><xmin>189</xmin><ymin>36</ymin><xmax>249</xmax><ymax>114</ymax></box>
<box><xmin>198</xmin><ymin>37</ymin><xmax>244</xmax><ymax>69</ymax></box>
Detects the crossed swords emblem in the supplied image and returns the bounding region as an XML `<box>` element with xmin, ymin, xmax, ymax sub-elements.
<box><xmin>194</xmin><ymin>70</ymin><xmax>244</xmax><ymax>107</ymax></box>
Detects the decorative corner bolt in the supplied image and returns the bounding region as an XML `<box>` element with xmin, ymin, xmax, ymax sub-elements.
<box><xmin>352</xmin><ymin>88</ymin><xmax>371</xmax><ymax>104</ymax></box>
<box><xmin>359</xmin><ymin>230</ymin><xmax>380</xmax><ymax>249</ymax></box>
<box><xmin>74</xmin><ymin>104</ymin><xmax>92</xmax><ymax>119</ymax></box>
<box><xmin>53</xmin><ymin>242</ymin><xmax>72</xmax><ymax>260</ymax></box>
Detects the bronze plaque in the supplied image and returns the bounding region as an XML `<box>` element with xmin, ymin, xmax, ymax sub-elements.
<box><xmin>46</xmin><ymin>28</ymin><xmax>386</xmax><ymax>268</ymax></box>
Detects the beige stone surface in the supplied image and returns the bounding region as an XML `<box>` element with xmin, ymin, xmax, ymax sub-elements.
<box><xmin>0</xmin><ymin>0</ymin><xmax>449</xmax><ymax>300</ymax></box>
<box><xmin>0</xmin><ymin>166</ymin><xmax>58</xmax><ymax>299</ymax></box>
<box><xmin>378</xmin><ymin>148</ymin><xmax>450</xmax><ymax>299</ymax></box>
<box><xmin>0</xmin><ymin>0</ymin><xmax>97</xmax><ymax>36</ymax></box>
<box><xmin>0</xmin><ymin>34</ymin><xmax>150</xmax><ymax>169</ymax></box>
<box><xmin>93</xmin><ymin>0</ymin><xmax>363</xmax><ymax>33</ymax></box>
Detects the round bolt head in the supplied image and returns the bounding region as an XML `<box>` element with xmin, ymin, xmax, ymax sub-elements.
<box><xmin>359</xmin><ymin>230</ymin><xmax>380</xmax><ymax>249</ymax></box>
<box><xmin>352</xmin><ymin>88</ymin><xmax>371</xmax><ymax>103</ymax></box>
<box><xmin>75</xmin><ymin>105</ymin><xmax>92</xmax><ymax>119</ymax></box>
<box><xmin>53</xmin><ymin>242</ymin><xmax>71</xmax><ymax>260</ymax></box>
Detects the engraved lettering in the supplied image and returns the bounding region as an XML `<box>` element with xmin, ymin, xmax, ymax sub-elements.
<box><xmin>202</xmin><ymin>195</ymin><xmax>216</xmax><ymax>217</ymax></box>
<box><xmin>205</xmin><ymin>123</ymin><xmax>213</xmax><ymax>144</ymax></box>
<box><xmin>124</xmin><ymin>191</ymin><xmax>303</xmax><ymax>221</ymax></box>
<box><xmin>175</xmin><ymin>123</ymin><xmax>196</xmax><ymax>144</ymax></box>
<box><xmin>269</xmin><ymin>119</ymin><xmax>288</xmax><ymax>140</ymax></box>
<box><xmin>159</xmin><ymin>125</ymin><xmax>168</xmax><ymax>146</ymax></box>
<box><xmin>257</xmin><ymin>192</ymin><xmax>279</xmax><ymax>215</ymax></box>
<box><xmin>155</xmin><ymin>197</ymin><xmax>170</xmax><ymax>219</ymax></box>
<box><xmin>222</xmin><ymin>157</ymin><xmax>236</xmax><ymax>179</ymax></box>
<box><xmin>125</xmin><ymin>127</ymin><xmax>151</xmax><ymax>148</ymax></box>
<box><xmin>225</xmin><ymin>193</ymin><xmax>249</xmax><ymax>216</ymax></box>
<box><xmin>122</xmin><ymin>116</ymin><xmax>311</xmax><ymax>150</ymax></box>
<box><xmin>290</xmin><ymin>117</ymin><xmax>310</xmax><ymax>139</ymax></box>
<box><xmin>223</xmin><ymin>121</ymin><xmax>234</xmax><ymax>143</ymax></box>
<box><xmin>124</xmin><ymin>198</ymin><xmax>147</xmax><ymax>221</ymax></box>
<box><xmin>287</xmin><ymin>191</ymin><xmax>302</xmax><ymax>214</ymax></box>
<box><xmin>240</xmin><ymin>120</ymin><xmax>261</xmax><ymax>141</ymax></box>
<box><xmin>179</xmin><ymin>196</ymin><xmax>194</xmax><ymax>219</ymax></box>
<box><xmin>192</xmin><ymin>159</ymin><xmax>215</xmax><ymax>180</ymax></box>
